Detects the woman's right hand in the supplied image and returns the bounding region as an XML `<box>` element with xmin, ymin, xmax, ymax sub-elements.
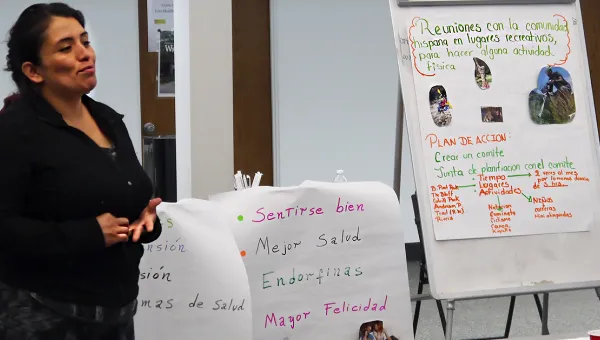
<box><xmin>97</xmin><ymin>213</ymin><xmax>130</xmax><ymax>247</ymax></box>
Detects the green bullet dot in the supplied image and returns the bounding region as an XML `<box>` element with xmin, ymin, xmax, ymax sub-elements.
<box><xmin>237</xmin><ymin>215</ymin><xmax>244</xmax><ymax>222</ymax></box>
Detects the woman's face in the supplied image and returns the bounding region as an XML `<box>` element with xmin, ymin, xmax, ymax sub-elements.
<box><xmin>24</xmin><ymin>16</ymin><xmax>97</xmax><ymax>96</ymax></box>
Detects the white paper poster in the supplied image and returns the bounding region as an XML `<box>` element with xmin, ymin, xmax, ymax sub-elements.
<box><xmin>134</xmin><ymin>199</ymin><xmax>252</xmax><ymax>339</ymax></box>
<box><xmin>399</xmin><ymin>4</ymin><xmax>599</xmax><ymax>240</ymax></box>
<box><xmin>211</xmin><ymin>182</ymin><xmax>414</xmax><ymax>340</ymax></box>
<box><xmin>147</xmin><ymin>0</ymin><xmax>174</xmax><ymax>52</ymax></box>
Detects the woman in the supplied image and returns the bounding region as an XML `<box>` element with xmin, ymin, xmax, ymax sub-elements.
<box><xmin>373</xmin><ymin>320</ymin><xmax>389</xmax><ymax>340</ymax></box>
<box><xmin>359</xmin><ymin>323</ymin><xmax>376</xmax><ymax>340</ymax></box>
<box><xmin>0</xmin><ymin>3</ymin><xmax>162</xmax><ymax>339</ymax></box>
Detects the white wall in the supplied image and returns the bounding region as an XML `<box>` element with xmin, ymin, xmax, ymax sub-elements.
<box><xmin>271</xmin><ymin>0</ymin><xmax>419</xmax><ymax>242</ymax></box>
<box><xmin>0</xmin><ymin>0</ymin><xmax>142</xmax><ymax>157</ymax></box>
<box><xmin>174</xmin><ymin>0</ymin><xmax>234</xmax><ymax>199</ymax></box>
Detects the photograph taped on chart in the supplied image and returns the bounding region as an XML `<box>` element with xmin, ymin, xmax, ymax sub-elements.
<box><xmin>528</xmin><ymin>66</ymin><xmax>575</xmax><ymax>125</ymax></box>
<box><xmin>428</xmin><ymin>85</ymin><xmax>452</xmax><ymax>127</ymax></box>
<box><xmin>473</xmin><ymin>57</ymin><xmax>492</xmax><ymax>90</ymax></box>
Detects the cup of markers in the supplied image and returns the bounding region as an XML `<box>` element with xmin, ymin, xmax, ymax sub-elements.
<box><xmin>589</xmin><ymin>330</ymin><xmax>600</xmax><ymax>340</ymax></box>
<box><xmin>233</xmin><ymin>170</ymin><xmax>262</xmax><ymax>191</ymax></box>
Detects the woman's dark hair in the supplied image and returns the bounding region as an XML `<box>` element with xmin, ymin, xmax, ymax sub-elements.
<box><xmin>1</xmin><ymin>3</ymin><xmax>85</xmax><ymax>112</ymax></box>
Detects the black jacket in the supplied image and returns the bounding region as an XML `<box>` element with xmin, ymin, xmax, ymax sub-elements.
<box><xmin>0</xmin><ymin>92</ymin><xmax>161</xmax><ymax>307</ymax></box>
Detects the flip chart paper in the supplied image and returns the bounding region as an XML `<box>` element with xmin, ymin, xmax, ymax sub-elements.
<box><xmin>210</xmin><ymin>181</ymin><xmax>414</xmax><ymax>340</ymax></box>
<box><xmin>403</xmin><ymin>4</ymin><xmax>599</xmax><ymax>240</ymax></box>
<box><xmin>135</xmin><ymin>199</ymin><xmax>252</xmax><ymax>339</ymax></box>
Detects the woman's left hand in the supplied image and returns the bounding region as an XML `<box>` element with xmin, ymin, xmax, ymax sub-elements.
<box><xmin>129</xmin><ymin>198</ymin><xmax>162</xmax><ymax>242</ymax></box>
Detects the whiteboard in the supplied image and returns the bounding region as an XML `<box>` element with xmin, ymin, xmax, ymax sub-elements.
<box><xmin>389</xmin><ymin>0</ymin><xmax>600</xmax><ymax>300</ymax></box>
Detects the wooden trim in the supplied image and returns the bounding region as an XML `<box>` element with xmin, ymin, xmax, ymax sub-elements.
<box><xmin>137</xmin><ymin>0</ymin><xmax>176</xmax><ymax>140</ymax></box>
<box><xmin>581</xmin><ymin>0</ymin><xmax>600</xmax><ymax>135</ymax></box>
<box><xmin>137</xmin><ymin>0</ymin><xmax>148</xmax><ymax>142</ymax></box>
<box><xmin>232</xmin><ymin>0</ymin><xmax>274</xmax><ymax>186</ymax></box>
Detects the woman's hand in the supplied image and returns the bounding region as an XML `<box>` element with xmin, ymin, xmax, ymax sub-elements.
<box><xmin>129</xmin><ymin>198</ymin><xmax>162</xmax><ymax>242</ymax></box>
<box><xmin>97</xmin><ymin>213</ymin><xmax>130</xmax><ymax>247</ymax></box>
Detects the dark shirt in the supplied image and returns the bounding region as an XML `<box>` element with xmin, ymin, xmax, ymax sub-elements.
<box><xmin>0</xmin><ymin>92</ymin><xmax>161</xmax><ymax>307</ymax></box>
<box><xmin>544</xmin><ymin>73</ymin><xmax>571</xmax><ymax>94</ymax></box>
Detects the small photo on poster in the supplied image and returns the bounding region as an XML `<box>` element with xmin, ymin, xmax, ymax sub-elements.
<box><xmin>158</xmin><ymin>29</ymin><xmax>175</xmax><ymax>97</ymax></box>
<box><xmin>528</xmin><ymin>66</ymin><xmax>575</xmax><ymax>124</ymax></box>
<box><xmin>481</xmin><ymin>106</ymin><xmax>503</xmax><ymax>123</ymax></box>
<box><xmin>429</xmin><ymin>85</ymin><xmax>452</xmax><ymax>127</ymax></box>
<box><xmin>473</xmin><ymin>57</ymin><xmax>492</xmax><ymax>90</ymax></box>
<box><xmin>358</xmin><ymin>320</ymin><xmax>397</xmax><ymax>340</ymax></box>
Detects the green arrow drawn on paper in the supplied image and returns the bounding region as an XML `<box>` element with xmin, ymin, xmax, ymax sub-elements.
<box><xmin>496</xmin><ymin>196</ymin><xmax>503</xmax><ymax>211</ymax></box>
<box><xmin>457</xmin><ymin>184</ymin><xmax>476</xmax><ymax>189</ymax></box>
<box><xmin>521</xmin><ymin>192</ymin><xmax>533</xmax><ymax>203</ymax></box>
<box><xmin>507</xmin><ymin>173</ymin><xmax>532</xmax><ymax>178</ymax></box>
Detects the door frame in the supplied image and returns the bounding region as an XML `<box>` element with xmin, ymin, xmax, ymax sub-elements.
<box><xmin>137</xmin><ymin>0</ymin><xmax>275</xmax><ymax>186</ymax></box>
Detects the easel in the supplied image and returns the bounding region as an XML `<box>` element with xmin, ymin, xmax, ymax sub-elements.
<box><xmin>410</xmin><ymin>192</ymin><xmax>548</xmax><ymax>339</ymax></box>
<box><xmin>391</xmin><ymin>0</ymin><xmax>600</xmax><ymax>338</ymax></box>
<box><xmin>410</xmin><ymin>192</ymin><xmax>447</xmax><ymax>336</ymax></box>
